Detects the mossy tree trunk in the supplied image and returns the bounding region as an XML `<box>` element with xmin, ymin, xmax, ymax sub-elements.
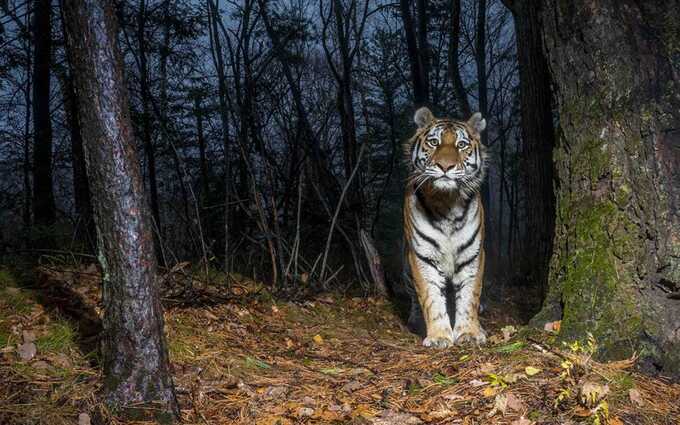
<box><xmin>535</xmin><ymin>0</ymin><xmax>680</xmax><ymax>375</ymax></box>
<box><xmin>62</xmin><ymin>0</ymin><xmax>179</xmax><ymax>419</ymax></box>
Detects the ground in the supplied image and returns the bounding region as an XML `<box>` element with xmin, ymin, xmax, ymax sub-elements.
<box><xmin>0</xmin><ymin>259</ymin><xmax>679</xmax><ymax>424</ymax></box>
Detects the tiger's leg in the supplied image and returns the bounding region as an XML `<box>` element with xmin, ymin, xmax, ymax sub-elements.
<box><xmin>452</xmin><ymin>249</ymin><xmax>487</xmax><ymax>345</ymax></box>
<box><xmin>408</xmin><ymin>251</ymin><xmax>454</xmax><ymax>348</ymax></box>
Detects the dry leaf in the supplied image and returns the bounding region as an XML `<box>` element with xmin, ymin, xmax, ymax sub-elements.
<box><xmin>609</xmin><ymin>417</ymin><xmax>625</xmax><ymax>425</ymax></box>
<box><xmin>628</xmin><ymin>388</ymin><xmax>643</xmax><ymax>406</ymax></box>
<box><xmin>525</xmin><ymin>366</ymin><xmax>541</xmax><ymax>376</ymax></box>
<box><xmin>578</xmin><ymin>381</ymin><xmax>609</xmax><ymax>407</ymax></box>
<box><xmin>78</xmin><ymin>413</ymin><xmax>91</xmax><ymax>425</ymax></box>
<box><xmin>506</xmin><ymin>393</ymin><xmax>525</xmax><ymax>412</ymax></box>
<box><xmin>487</xmin><ymin>394</ymin><xmax>508</xmax><ymax>417</ymax></box>
<box><xmin>483</xmin><ymin>386</ymin><xmax>498</xmax><ymax>397</ymax></box>
<box><xmin>17</xmin><ymin>342</ymin><xmax>37</xmax><ymax>361</ymax></box>
<box><xmin>313</xmin><ymin>334</ymin><xmax>324</xmax><ymax>344</ymax></box>
<box><xmin>469</xmin><ymin>379</ymin><xmax>487</xmax><ymax>387</ymax></box>
<box><xmin>501</xmin><ymin>325</ymin><xmax>517</xmax><ymax>341</ymax></box>
<box><xmin>297</xmin><ymin>407</ymin><xmax>314</xmax><ymax>417</ymax></box>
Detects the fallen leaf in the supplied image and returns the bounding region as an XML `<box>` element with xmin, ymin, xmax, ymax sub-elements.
<box><xmin>511</xmin><ymin>418</ymin><xmax>534</xmax><ymax>425</ymax></box>
<box><xmin>297</xmin><ymin>407</ymin><xmax>314</xmax><ymax>417</ymax></box>
<box><xmin>487</xmin><ymin>394</ymin><xmax>508</xmax><ymax>417</ymax></box>
<box><xmin>609</xmin><ymin>417</ymin><xmax>624</xmax><ymax>425</ymax></box>
<box><xmin>313</xmin><ymin>334</ymin><xmax>324</xmax><ymax>344</ymax></box>
<box><xmin>302</xmin><ymin>396</ymin><xmax>316</xmax><ymax>407</ymax></box>
<box><xmin>525</xmin><ymin>366</ymin><xmax>542</xmax><ymax>376</ymax></box>
<box><xmin>501</xmin><ymin>325</ymin><xmax>517</xmax><ymax>341</ymax></box>
<box><xmin>468</xmin><ymin>379</ymin><xmax>487</xmax><ymax>387</ymax></box>
<box><xmin>17</xmin><ymin>342</ymin><xmax>37</xmax><ymax>361</ymax></box>
<box><xmin>263</xmin><ymin>386</ymin><xmax>288</xmax><ymax>399</ymax></box>
<box><xmin>628</xmin><ymin>388</ymin><xmax>643</xmax><ymax>406</ymax></box>
<box><xmin>578</xmin><ymin>381</ymin><xmax>609</xmax><ymax>407</ymax></box>
<box><xmin>483</xmin><ymin>386</ymin><xmax>498</xmax><ymax>397</ymax></box>
<box><xmin>78</xmin><ymin>413</ymin><xmax>91</xmax><ymax>425</ymax></box>
<box><xmin>506</xmin><ymin>393</ymin><xmax>525</xmax><ymax>412</ymax></box>
<box><xmin>342</xmin><ymin>380</ymin><xmax>363</xmax><ymax>392</ymax></box>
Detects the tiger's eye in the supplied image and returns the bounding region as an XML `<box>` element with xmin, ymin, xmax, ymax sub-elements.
<box><xmin>457</xmin><ymin>140</ymin><xmax>469</xmax><ymax>149</ymax></box>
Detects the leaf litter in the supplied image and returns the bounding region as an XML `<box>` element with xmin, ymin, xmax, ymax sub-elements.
<box><xmin>0</xmin><ymin>263</ymin><xmax>679</xmax><ymax>424</ymax></box>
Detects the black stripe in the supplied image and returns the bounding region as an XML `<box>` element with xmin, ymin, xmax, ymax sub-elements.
<box><xmin>415</xmin><ymin>251</ymin><xmax>439</xmax><ymax>270</ymax></box>
<box><xmin>456</xmin><ymin>222</ymin><xmax>481</xmax><ymax>255</ymax></box>
<box><xmin>413</xmin><ymin>224</ymin><xmax>440</xmax><ymax>250</ymax></box>
<box><xmin>455</xmin><ymin>251</ymin><xmax>479</xmax><ymax>273</ymax></box>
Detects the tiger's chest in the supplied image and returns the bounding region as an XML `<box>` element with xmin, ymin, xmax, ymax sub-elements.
<box><xmin>408</xmin><ymin>193</ymin><xmax>482</xmax><ymax>277</ymax></box>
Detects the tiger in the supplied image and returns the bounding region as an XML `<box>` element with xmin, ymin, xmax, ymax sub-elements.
<box><xmin>403</xmin><ymin>106</ymin><xmax>488</xmax><ymax>348</ymax></box>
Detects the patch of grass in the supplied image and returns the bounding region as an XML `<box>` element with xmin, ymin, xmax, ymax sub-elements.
<box><xmin>1</xmin><ymin>287</ymin><xmax>34</xmax><ymax>315</ymax></box>
<box><xmin>168</xmin><ymin>338</ymin><xmax>196</xmax><ymax>362</ymax></box>
<box><xmin>36</xmin><ymin>320</ymin><xmax>75</xmax><ymax>353</ymax></box>
<box><xmin>432</xmin><ymin>372</ymin><xmax>458</xmax><ymax>386</ymax></box>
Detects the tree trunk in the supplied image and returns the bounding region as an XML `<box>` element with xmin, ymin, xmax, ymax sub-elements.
<box><xmin>503</xmin><ymin>0</ymin><xmax>555</xmax><ymax>297</ymax></box>
<box><xmin>137</xmin><ymin>0</ymin><xmax>163</xmax><ymax>262</ymax></box>
<box><xmin>32</xmin><ymin>0</ymin><xmax>56</xmax><ymax>231</ymax></box>
<box><xmin>535</xmin><ymin>0</ymin><xmax>680</xmax><ymax>375</ymax></box>
<box><xmin>448</xmin><ymin>0</ymin><xmax>470</xmax><ymax>117</ymax></box>
<box><xmin>62</xmin><ymin>0</ymin><xmax>179</xmax><ymax>418</ymax></box>
<box><xmin>398</xmin><ymin>0</ymin><xmax>428</xmax><ymax>106</ymax></box>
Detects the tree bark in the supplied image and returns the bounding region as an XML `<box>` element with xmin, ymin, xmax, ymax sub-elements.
<box><xmin>503</xmin><ymin>0</ymin><xmax>555</xmax><ymax>296</ymax></box>
<box><xmin>32</xmin><ymin>0</ymin><xmax>56</xmax><ymax>230</ymax></box>
<box><xmin>62</xmin><ymin>0</ymin><xmax>179</xmax><ymax>418</ymax></box>
<box><xmin>536</xmin><ymin>0</ymin><xmax>680</xmax><ymax>375</ymax></box>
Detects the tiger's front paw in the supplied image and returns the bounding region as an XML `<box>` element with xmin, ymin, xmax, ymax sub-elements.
<box><xmin>452</xmin><ymin>325</ymin><xmax>487</xmax><ymax>346</ymax></box>
<box><xmin>423</xmin><ymin>331</ymin><xmax>455</xmax><ymax>349</ymax></box>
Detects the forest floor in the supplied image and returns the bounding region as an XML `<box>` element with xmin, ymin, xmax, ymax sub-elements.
<box><xmin>0</xmin><ymin>260</ymin><xmax>679</xmax><ymax>425</ymax></box>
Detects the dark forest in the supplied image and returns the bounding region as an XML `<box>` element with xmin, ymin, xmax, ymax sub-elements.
<box><xmin>0</xmin><ymin>0</ymin><xmax>679</xmax><ymax>423</ymax></box>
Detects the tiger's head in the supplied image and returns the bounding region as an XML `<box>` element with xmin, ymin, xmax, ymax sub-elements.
<box><xmin>405</xmin><ymin>107</ymin><xmax>487</xmax><ymax>195</ymax></box>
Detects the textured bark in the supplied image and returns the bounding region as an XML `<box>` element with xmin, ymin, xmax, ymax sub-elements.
<box><xmin>32</xmin><ymin>0</ymin><xmax>56</xmax><ymax>229</ymax></box>
<box><xmin>503</xmin><ymin>0</ymin><xmax>555</xmax><ymax>295</ymax></box>
<box><xmin>62</xmin><ymin>0</ymin><xmax>179</xmax><ymax>418</ymax></box>
<box><xmin>536</xmin><ymin>0</ymin><xmax>680</xmax><ymax>375</ymax></box>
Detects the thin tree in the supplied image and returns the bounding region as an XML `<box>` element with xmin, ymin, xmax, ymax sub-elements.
<box><xmin>32</xmin><ymin>0</ymin><xmax>56</xmax><ymax>232</ymax></box>
<box><xmin>501</xmin><ymin>0</ymin><xmax>555</xmax><ymax>296</ymax></box>
<box><xmin>61</xmin><ymin>0</ymin><xmax>179</xmax><ymax>418</ymax></box>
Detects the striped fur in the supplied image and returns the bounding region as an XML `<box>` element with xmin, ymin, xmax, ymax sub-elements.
<box><xmin>404</xmin><ymin>107</ymin><xmax>488</xmax><ymax>348</ymax></box>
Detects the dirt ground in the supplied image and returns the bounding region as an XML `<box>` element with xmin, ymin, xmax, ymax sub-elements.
<box><xmin>1</xmin><ymin>262</ymin><xmax>679</xmax><ymax>424</ymax></box>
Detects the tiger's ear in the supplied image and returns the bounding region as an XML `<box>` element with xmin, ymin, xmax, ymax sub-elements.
<box><xmin>467</xmin><ymin>112</ymin><xmax>487</xmax><ymax>133</ymax></box>
<box><xmin>414</xmin><ymin>107</ymin><xmax>434</xmax><ymax>128</ymax></box>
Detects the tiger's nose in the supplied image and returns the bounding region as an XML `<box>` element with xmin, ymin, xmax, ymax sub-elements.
<box><xmin>436</xmin><ymin>163</ymin><xmax>457</xmax><ymax>172</ymax></box>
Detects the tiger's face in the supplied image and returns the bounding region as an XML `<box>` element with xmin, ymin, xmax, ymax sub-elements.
<box><xmin>406</xmin><ymin>107</ymin><xmax>487</xmax><ymax>195</ymax></box>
